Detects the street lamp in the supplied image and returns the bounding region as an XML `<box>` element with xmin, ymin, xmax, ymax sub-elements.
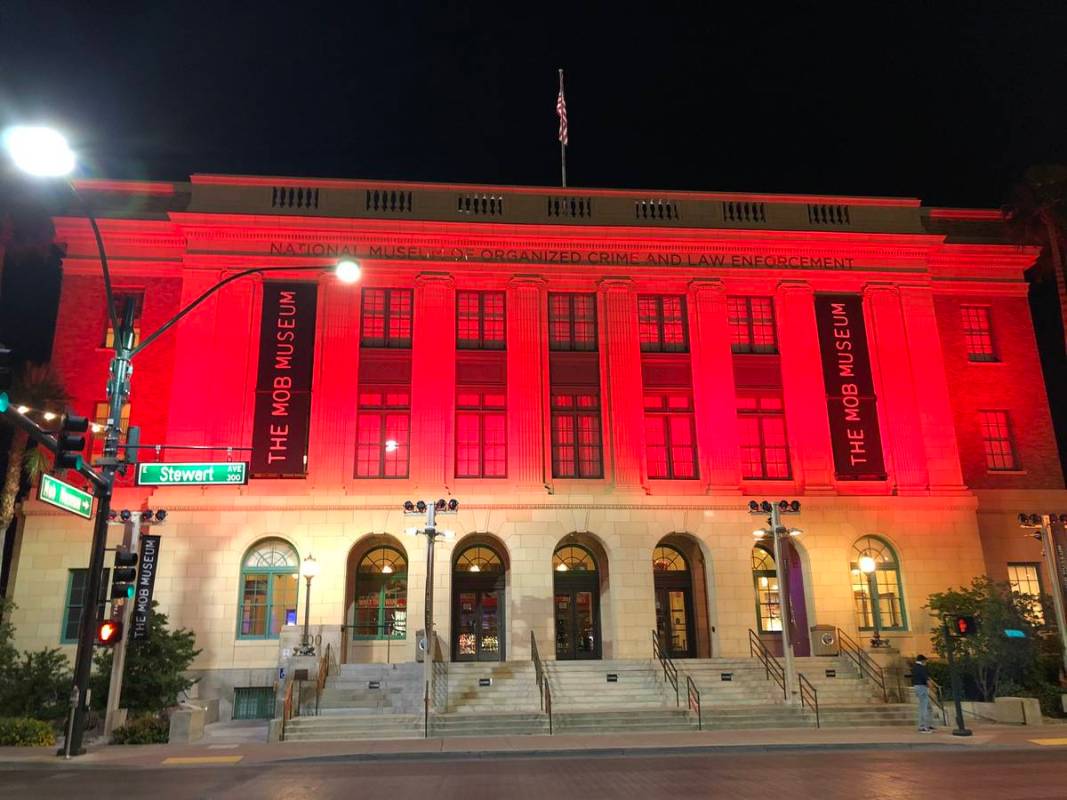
<box><xmin>2</xmin><ymin>124</ymin><xmax>362</xmax><ymax>757</ymax></box>
<box><xmin>858</xmin><ymin>555</ymin><xmax>888</xmax><ymax>649</ymax></box>
<box><xmin>1017</xmin><ymin>513</ymin><xmax>1067</xmax><ymax>671</ymax></box>
<box><xmin>750</xmin><ymin>499</ymin><xmax>801</xmax><ymax>703</ymax></box>
<box><xmin>297</xmin><ymin>554</ymin><xmax>321</xmax><ymax>656</ymax></box>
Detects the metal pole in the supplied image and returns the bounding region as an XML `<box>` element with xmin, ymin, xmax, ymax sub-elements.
<box><xmin>1040</xmin><ymin>515</ymin><xmax>1067</xmax><ymax>670</ymax></box>
<box><xmin>867</xmin><ymin>571</ymin><xmax>883</xmax><ymax>647</ymax></box>
<box><xmin>423</xmin><ymin>504</ymin><xmax>437</xmax><ymax>735</ymax></box>
<box><xmin>302</xmin><ymin>575</ymin><xmax>313</xmax><ymax>650</ymax></box>
<box><xmin>770</xmin><ymin>506</ymin><xmax>797</xmax><ymax>704</ymax></box>
<box><xmin>943</xmin><ymin>621</ymin><xmax>972</xmax><ymax>736</ymax></box>
<box><xmin>104</xmin><ymin>520</ymin><xmax>139</xmax><ymax>737</ymax></box>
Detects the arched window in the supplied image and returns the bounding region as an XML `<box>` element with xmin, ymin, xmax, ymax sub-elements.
<box><xmin>751</xmin><ymin>546</ymin><xmax>781</xmax><ymax>633</ymax></box>
<box><xmin>355</xmin><ymin>546</ymin><xmax>407</xmax><ymax>640</ymax></box>
<box><xmin>455</xmin><ymin>545</ymin><xmax>504</xmax><ymax>573</ymax></box>
<box><xmin>553</xmin><ymin>545</ymin><xmax>597</xmax><ymax>572</ymax></box>
<box><xmin>239</xmin><ymin>539</ymin><xmax>299</xmax><ymax>639</ymax></box>
<box><xmin>850</xmin><ymin>536</ymin><xmax>907</xmax><ymax>631</ymax></box>
<box><xmin>653</xmin><ymin>545</ymin><xmax>688</xmax><ymax>572</ymax></box>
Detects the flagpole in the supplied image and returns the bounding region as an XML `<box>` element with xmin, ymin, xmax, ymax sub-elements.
<box><xmin>558</xmin><ymin>68</ymin><xmax>567</xmax><ymax>188</ymax></box>
<box><xmin>561</xmin><ymin>139</ymin><xmax>567</xmax><ymax>189</ymax></box>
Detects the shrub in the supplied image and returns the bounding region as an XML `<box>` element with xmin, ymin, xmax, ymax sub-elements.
<box><xmin>111</xmin><ymin>715</ymin><xmax>169</xmax><ymax>745</ymax></box>
<box><xmin>0</xmin><ymin>648</ymin><xmax>72</xmax><ymax>722</ymax></box>
<box><xmin>0</xmin><ymin>717</ymin><xmax>56</xmax><ymax>746</ymax></box>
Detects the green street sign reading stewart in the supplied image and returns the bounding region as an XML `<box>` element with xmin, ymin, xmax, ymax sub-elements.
<box><xmin>136</xmin><ymin>462</ymin><xmax>249</xmax><ymax>487</ymax></box>
<box><xmin>38</xmin><ymin>474</ymin><xmax>94</xmax><ymax>519</ymax></box>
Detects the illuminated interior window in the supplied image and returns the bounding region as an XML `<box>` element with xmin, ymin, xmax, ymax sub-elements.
<box><xmin>457</xmin><ymin>291</ymin><xmax>506</xmax><ymax>350</ymax></box>
<box><xmin>553</xmin><ymin>545</ymin><xmax>597</xmax><ymax>572</ymax></box>
<box><xmin>737</xmin><ymin>393</ymin><xmax>790</xmax><ymax>479</ymax></box>
<box><xmin>728</xmin><ymin>297</ymin><xmax>776</xmax><ymax>354</ymax></box>
<box><xmin>850</xmin><ymin>536</ymin><xmax>907</xmax><ymax>632</ymax></box>
<box><xmin>551</xmin><ymin>391</ymin><xmax>603</xmax><ymax>478</ymax></box>
<box><xmin>961</xmin><ymin>306</ymin><xmax>997</xmax><ymax>362</ymax></box>
<box><xmin>355</xmin><ymin>390</ymin><xmax>410</xmax><ymax>478</ymax></box>
<box><xmin>643</xmin><ymin>393</ymin><xmax>697</xmax><ymax>479</ymax></box>
<box><xmin>354</xmin><ymin>546</ymin><xmax>407</xmax><ymax>640</ymax></box>
<box><xmin>637</xmin><ymin>295</ymin><xmax>688</xmax><ymax>352</ymax></box>
<box><xmin>1007</xmin><ymin>563</ymin><xmax>1045</xmax><ymax>624</ymax></box>
<box><xmin>455</xmin><ymin>545</ymin><xmax>504</xmax><ymax>573</ymax></box>
<box><xmin>978</xmin><ymin>410</ymin><xmax>1017</xmax><ymax>471</ymax></box>
<box><xmin>456</xmin><ymin>390</ymin><xmax>506</xmax><ymax>478</ymax></box>
<box><xmin>549</xmin><ymin>293</ymin><xmax>597</xmax><ymax>351</ymax></box>
<box><xmin>652</xmin><ymin>545</ymin><xmax>688</xmax><ymax>572</ymax></box>
<box><xmin>360</xmin><ymin>288</ymin><xmax>413</xmax><ymax>348</ymax></box>
<box><xmin>238</xmin><ymin>539</ymin><xmax>299</xmax><ymax>640</ymax></box>
<box><xmin>751</xmin><ymin>546</ymin><xmax>781</xmax><ymax>633</ymax></box>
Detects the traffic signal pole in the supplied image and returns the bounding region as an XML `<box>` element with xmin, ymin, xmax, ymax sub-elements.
<box><xmin>103</xmin><ymin>520</ymin><xmax>139</xmax><ymax>737</ymax></box>
<box><xmin>1037</xmin><ymin>515</ymin><xmax>1067</xmax><ymax>672</ymax></box>
<box><xmin>942</xmin><ymin>620</ymin><xmax>972</xmax><ymax>737</ymax></box>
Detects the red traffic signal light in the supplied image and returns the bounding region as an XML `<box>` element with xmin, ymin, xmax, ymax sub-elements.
<box><xmin>96</xmin><ymin>619</ymin><xmax>123</xmax><ymax>646</ymax></box>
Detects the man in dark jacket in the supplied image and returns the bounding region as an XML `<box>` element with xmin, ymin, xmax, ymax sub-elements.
<box><xmin>912</xmin><ymin>654</ymin><xmax>934</xmax><ymax>732</ymax></box>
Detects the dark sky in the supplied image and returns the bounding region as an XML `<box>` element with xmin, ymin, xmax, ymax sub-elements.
<box><xmin>1</xmin><ymin>1</ymin><xmax>1065</xmax><ymax>207</ymax></box>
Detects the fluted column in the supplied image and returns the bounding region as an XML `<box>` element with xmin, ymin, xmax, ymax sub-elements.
<box><xmin>598</xmin><ymin>278</ymin><xmax>645</xmax><ymax>489</ymax></box>
<box><xmin>506</xmin><ymin>277</ymin><xmax>547</xmax><ymax>488</ymax></box>
<box><xmin>864</xmin><ymin>284</ymin><xmax>929</xmax><ymax>493</ymax></box>
<box><xmin>165</xmin><ymin>269</ymin><xmax>223</xmax><ymax>448</ymax></box>
<box><xmin>688</xmin><ymin>279</ymin><xmax>741</xmax><ymax>492</ymax></box>
<box><xmin>410</xmin><ymin>273</ymin><xmax>456</xmax><ymax>490</ymax></box>
<box><xmin>775</xmin><ymin>281</ymin><xmax>835</xmax><ymax>493</ymax></box>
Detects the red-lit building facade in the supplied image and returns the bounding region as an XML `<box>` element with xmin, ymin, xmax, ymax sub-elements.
<box><xmin>8</xmin><ymin>176</ymin><xmax>1066</xmax><ymax>718</ymax></box>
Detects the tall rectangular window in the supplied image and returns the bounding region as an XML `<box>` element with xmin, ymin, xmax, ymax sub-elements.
<box><xmin>1007</xmin><ymin>563</ymin><xmax>1045</xmax><ymax>624</ymax></box>
<box><xmin>360</xmin><ymin>288</ymin><xmax>413</xmax><ymax>348</ymax></box>
<box><xmin>643</xmin><ymin>393</ymin><xmax>698</xmax><ymax>479</ymax></box>
<box><xmin>728</xmin><ymin>297</ymin><xmax>777</xmax><ymax>354</ymax></box>
<box><xmin>961</xmin><ymin>306</ymin><xmax>997</xmax><ymax>362</ymax></box>
<box><xmin>737</xmin><ymin>394</ymin><xmax>791</xmax><ymax>479</ymax></box>
<box><xmin>549</xmin><ymin>293</ymin><xmax>597</xmax><ymax>351</ymax></box>
<box><xmin>551</xmin><ymin>392</ymin><xmax>603</xmax><ymax>478</ymax></box>
<box><xmin>62</xmin><ymin>568</ymin><xmax>109</xmax><ymax>643</ymax></box>
<box><xmin>456</xmin><ymin>390</ymin><xmax>506</xmax><ymax>478</ymax></box>
<box><xmin>638</xmin><ymin>296</ymin><xmax>688</xmax><ymax>352</ymax></box>
<box><xmin>457</xmin><ymin>291</ymin><xmax>505</xmax><ymax>349</ymax></box>
<box><xmin>355</xmin><ymin>389</ymin><xmax>410</xmax><ymax>478</ymax></box>
<box><xmin>103</xmin><ymin>291</ymin><xmax>144</xmax><ymax>348</ymax></box>
<box><xmin>979</xmin><ymin>410</ymin><xmax>1017</xmax><ymax>471</ymax></box>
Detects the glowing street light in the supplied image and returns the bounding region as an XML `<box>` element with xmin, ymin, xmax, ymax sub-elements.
<box><xmin>2</xmin><ymin>125</ymin><xmax>76</xmax><ymax>177</ymax></box>
<box><xmin>858</xmin><ymin>554</ymin><xmax>887</xmax><ymax>648</ymax></box>
<box><xmin>297</xmin><ymin>554</ymin><xmax>321</xmax><ymax>656</ymax></box>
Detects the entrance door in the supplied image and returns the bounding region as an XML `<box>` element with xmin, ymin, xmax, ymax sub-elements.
<box><xmin>655</xmin><ymin>586</ymin><xmax>694</xmax><ymax>659</ymax></box>
<box><xmin>454</xmin><ymin>589</ymin><xmax>502</xmax><ymax>662</ymax></box>
<box><xmin>554</xmin><ymin>584</ymin><xmax>600</xmax><ymax>660</ymax></box>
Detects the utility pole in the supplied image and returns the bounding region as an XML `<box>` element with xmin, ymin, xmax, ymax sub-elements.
<box><xmin>1018</xmin><ymin>513</ymin><xmax>1067</xmax><ymax>671</ymax></box>
<box><xmin>103</xmin><ymin>518</ymin><xmax>138</xmax><ymax>736</ymax></box>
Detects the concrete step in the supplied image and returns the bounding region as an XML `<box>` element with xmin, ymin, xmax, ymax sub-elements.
<box><xmin>432</xmin><ymin>712</ymin><xmax>549</xmax><ymax>736</ymax></box>
<box><xmin>283</xmin><ymin>713</ymin><xmax>422</xmax><ymax>741</ymax></box>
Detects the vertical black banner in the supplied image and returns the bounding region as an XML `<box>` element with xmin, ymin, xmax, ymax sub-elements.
<box><xmin>814</xmin><ymin>295</ymin><xmax>886</xmax><ymax>480</ymax></box>
<box><xmin>250</xmin><ymin>282</ymin><xmax>318</xmax><ymax>477</ymax></box>
<box><xmin>132</xmin><ymin>534</ymin><xmax>161</xmax><ymax>641</ymax></box>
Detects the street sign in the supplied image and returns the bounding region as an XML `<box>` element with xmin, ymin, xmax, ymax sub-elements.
<box><xmin>38</xmin><ymin>474</ymin><xmax>93</xmax><ymax>519</ymax></box>
<box><xmin>135</xmin><ymin>461</ymin><xmax>248</xmax><ymax>486</ymax></box>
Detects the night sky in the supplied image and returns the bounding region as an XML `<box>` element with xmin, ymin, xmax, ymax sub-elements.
<box><xmin>1</xmin><ymin>1</ymin><xmax>1066</xmax><ymax>208</ymax></box>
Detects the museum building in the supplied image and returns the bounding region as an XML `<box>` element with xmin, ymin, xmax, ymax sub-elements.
<box><xmin>7</xmin><ymin>174</ymin><xmax>1067</xmax><ymax>720</ymax></box>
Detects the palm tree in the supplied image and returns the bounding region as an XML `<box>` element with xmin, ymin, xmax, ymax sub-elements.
<box><xmin>0</xmin><ymin>364</ymin><xmax>69</xmax><ymax>535</ymax></box>
<box><xmin>1003</xmin><ymin>164</ymin><xmax>1067</xmax><ymax>354</ymax></box>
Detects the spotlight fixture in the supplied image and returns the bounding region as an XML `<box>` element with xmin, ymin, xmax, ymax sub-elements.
<box><xmin>416</xmin><ymin>500</ymin><xmax>427</xmax><ymax>513</ymax></box>
<box><xmin>107</xmin><ymin>510</ymin><xmax>118</xmax><ymax>522</ymax></box>
<box><xmin>155</xmin><ymin>509</ymin><xmax>167</xmax><ymax>522</ymax></box>
<box><xmin>141</xmin><ymin>509</ymin><xmax>153</xmax><ymax>522</ymax></box>
<box><xmin>447</xmin><ymin>499</ymin><xmax>459</xmax><ymax>512</ymax></box>
<box><xmin>748</xmin><ymin>501</ymin><xmax>759</xmax><ymax>512</ymax></box>
<box><xmin>119</xmin><ymin>509</ymin><xmax>132</xmax><ymax>522</ymax></box>
<box><xmin>752</xmin><ymin>529</ymin><xmax>767</xmax><ymax>538</ymax></box>
<box><xmin>435</xmin><ymin>498</ymin><xmax>447</xmax><ymax>511</ymax></box>
<box><xmin>403</xmin><ymin>500</ymin><xmax>415</xmax><ymax>512</ymax></box>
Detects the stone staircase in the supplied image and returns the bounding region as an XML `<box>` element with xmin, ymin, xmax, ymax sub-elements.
<box><xmin>433</xmin><ymin>661</ymin><xmax>549</xmax><ymax>737</ymax></box>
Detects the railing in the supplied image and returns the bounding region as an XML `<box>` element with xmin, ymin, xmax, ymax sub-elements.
<box><xmin>685</xmin><ymin>674</ymin><xmax>703</xmax><ymax>731</ymax></box>
<box><xmin>281</xmin><ymin>677</ymin><xmax>295</xmax><ymax>739</ymax></box>
<box><xmin>651</xmin><ymin>630</ymin><xmax>680</xmax><ymax>705</ymax></box>
<box><xmin>314</xmin><ymin>642</ymin><xmax>332</xmax><ymax>715</ymax></box>
<box><xmin>798</xmin><ymin>673</ymin><xmax>820</xmax><ymax>728</ymax></box>
<box><xmin>748</xmin><ymin>629</ymin><xmax>786</xmax><ymax>699</ymax></box>
<box><xmin>531</xmin><ymin>631</ymin><xmax>554</xmax><ymax>734</ymax></box>
<box><xmin>928</xmin><ymin>678</ymin><xmax>950</xmax><ymax>727</ymax></box>
<box><xmin>836</xmin><ymin>628</ymin><xmax>888</xmax><ymax>702</ymax></box>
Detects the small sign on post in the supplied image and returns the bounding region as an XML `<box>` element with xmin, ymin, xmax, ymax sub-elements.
<box><xmin>38</xmin><ymin>474</ymin><xmax>93</xmax><ymax>519</ymax></box>
<box><xmin>136</xmin><ymin>462</ymin><xmax>248</xmax><ymax>486</ymax></box>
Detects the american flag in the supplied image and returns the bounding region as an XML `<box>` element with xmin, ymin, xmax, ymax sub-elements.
<box><xmin>557</xmin><ymin>71</ymin><xmax>568</xmax><ymax>146</ymax></box>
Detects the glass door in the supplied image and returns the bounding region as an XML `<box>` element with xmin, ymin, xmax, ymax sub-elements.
<box><xmin>655</xmin><ymin>587</ymin><xmax>694</xmax><ymax>659</ymax></box>
<box><xmin>454</xmin><ymin>589</ymin><xmax>502</xmax><ymax>661</ymax></box>
<box><xmin>555</xmin><ymin>584</ymin><xmax>601</xmax><ymax>660</ymax></box>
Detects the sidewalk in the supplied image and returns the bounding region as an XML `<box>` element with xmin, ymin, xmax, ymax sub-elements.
<box><xmin>1</xmin><ymin>723</ymin><xmax>1064</xmax><ymax>769</ymax></box>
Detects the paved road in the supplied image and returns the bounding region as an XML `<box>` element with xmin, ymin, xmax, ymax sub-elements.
<box><xmin>2</xmin><ymin>748</ymin><xmax>1065</xmax><ymax>799</ymax></box>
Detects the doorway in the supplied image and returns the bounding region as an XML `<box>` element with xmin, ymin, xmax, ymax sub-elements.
<box><xmin>553</xmin><ymin>544</ymin><xmax>601</xmax><ymax>660</ymax></box>
<box><xmin>452</xmin><ymin>544</ymin><xmax>505</xmax><ymax>662</ymax></box>
<box><xmin>751</xmin><ymin>540</ymin><xmax>810</xmax><ymax>658</ymax></box>
<box><xmin>653</xmin><ymin>545</ymin><xmax>695</xmax><ymax>659</ymax></box>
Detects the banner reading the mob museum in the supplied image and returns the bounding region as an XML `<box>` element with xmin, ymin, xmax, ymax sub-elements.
<box><xmin>250</xmin><ymin>282</ymin><xmax>318</xmax><ymax>477</ymax></box>
<box><xmin>814</xmin><ymin>295</ymin><xmax>886</xmax><ymax>480</ymax></box>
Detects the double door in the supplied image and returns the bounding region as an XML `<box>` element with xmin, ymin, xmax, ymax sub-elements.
<box><xmin>554</xmin><ymin>574</ymin><xmax>601</xmax><ymax>660</ymax></box>
<box><xmin>655</xmin><ymin>585</ymin><xmax>695</xmax><ymax>659</ymax></box>
<box><xmin>453</xmin><ymin>580</ymin><xmax>503</xmax><ymax>661</ymax></box>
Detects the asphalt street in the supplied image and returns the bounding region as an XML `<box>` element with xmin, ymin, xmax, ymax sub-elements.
<box><xmin>2</xmin><ymin>748</ymin><xmax>1065</xmax><ymax>800</ymax></box>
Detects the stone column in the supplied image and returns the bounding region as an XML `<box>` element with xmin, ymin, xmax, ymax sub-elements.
<box><xmin>864</xmin><ymin>284</ymin><xmax>929</xmax><ymax>494</ymax></box>
<box><xmin>775</xmin><ymin>281</ymin><xmax>835</xmax><ymax>493</ymax></box>
<box><xmin>688</xmin><ymin>279</ymin><xmax>741</xmax><ymax>493</ymax></box>
<box><xmin>409</xmin><ymin>273</ymin><xmax>456</xmax><ymax>490</ymax></box>
<box><xmin>506</xmin><ymin>277</ymin><xmax>547</xmax><ymax>489</ymax></box>
<box><xmin>598</xmin><ymin>279</ymin><xmax>645</xmax><ymax>490</ymax></box>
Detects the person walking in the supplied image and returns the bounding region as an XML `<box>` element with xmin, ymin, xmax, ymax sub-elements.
<box><xmin>911</xmin><ymin>654</ymin><xmax>934</xmax><ymax>733</ymax></box>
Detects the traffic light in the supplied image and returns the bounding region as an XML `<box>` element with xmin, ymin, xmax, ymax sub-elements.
<box><xmin>111</xmin><ymin>546</ymin><xmax>138</xmax><ymax>600</ymax></box>
<box><xmin>947</xmin><ymin>614</ymin><xmax>979</xmax><ymax>637</ymax></box>
<box><xmin>96</xmin><ymin>618</ymin><xmax>123</xmax><ymax>646</ymax></box>
<box><xmin>56</xmin><ymin>413</ymin><xmax>89</xmax><ymax>470</ymax></box>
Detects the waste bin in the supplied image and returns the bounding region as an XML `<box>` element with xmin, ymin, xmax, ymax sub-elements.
<box><xmin>811</xmin><ymin>625</ymin><xmax>839</xmax><ymax>656</ymax></box>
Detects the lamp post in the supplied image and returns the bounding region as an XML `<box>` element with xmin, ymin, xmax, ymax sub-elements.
<box><xmin>297</xmin><ymin>554</ymin><xmax>321</xmax><ymax>656</ymax></box>
<box><xmin>749</xmin><ymin>499</ymin><xmax>802</xmax><ymax>703</ymax></box>
<box><xmin>2</xmin><ymin>124</ymin><xmax>362</xmax><ymax>756</ymax></box>
<box><xmin>1018</xmin><ymin>513</ymin><xmax>1067</xmax><ymax>671</ymax></box>
<box><xmin>858</xmin><ymin>555</ymin><xmax>888</xmax><ymax>649</ymax></box>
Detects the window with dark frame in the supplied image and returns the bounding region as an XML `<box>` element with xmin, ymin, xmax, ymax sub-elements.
<box><xmin>979</xmin><ymin>410</ymin><xmax>1017</xmax><ymax>471</ymax></box>
<box><xmin>61</xmin><ymin>568</ymin><xmax>110</xmax><ymax>643</ymax></box>
<box><xmin>961</xmin><ymin>306</ymin><xmax>997</xmax><ymax>362</ymax></box>
<box><xmin>360</xmin><ymin>288</ymin><xmax>413</xmax><ymax>348</ymax></box>
<box><xmin>355</xmin><ymin>389</ymin><xmax>411</xmax><ymax>478</ymax></box>
<box><xmin>637</xmin><ymin>295</ymin><xmax>689</xmax><ymax>352</ymax></box>
<box><xmin>728</xmin><ymin>297</ymin><xmax>777</xmax><ymax>354</ymax></box>
<box><xmin>456</xmin><ymin>390</ymin><xmax>506</xmax><ymax>478</ymax></box>
<box><xmin>643</xmin><ymin>393</ymin><xmax>698</xmax><ymax>479</ymax></box>
<box><xmin>549</xmin><ymin>293</ymin><xmax>597</xmax><ymax>351</ymax></box>
<box><xmin>457</xmin><ymin>291</ymin><xmax>505</xmax><ymax>350</ymax></box>
<box><xmin>737</xmin><ymin>393</ymin><xmax>791</xmax><ymax>479</ymax></box>
<box><xmin>1007</xmin><ymin>563</ymin><xmax>1045</xmax><ymax>624</ymax></box>
<box><xmin>102</xmin><ymin>292</ymin><xmax>144</xmax><ymax>348</ymax></box>
<box><xmin>551</xmin><ymin>391</ymin><xmax>603</xmax><ymax>478</ymax></box>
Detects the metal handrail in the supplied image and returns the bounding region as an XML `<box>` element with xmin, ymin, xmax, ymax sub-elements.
<box><xmin>281</xmin><ymin>677</ymin><xmax>294</xmax><ymax>739</ymax></box>
<box><xmin>928</xmin><ymin>677</ymin><xmax>950</xmax><ymax>726</ymax></box>
<box><xmin>531</xmin><ymin>631</ymin><xmax>553</xmax><ymax>734</ymax></box>
<box><xmin>836</xmin><ymin>628</ymin><xmax>888</xmax><ymax>702</ymax></box>
<box><xmin>798</xmin><ymin>672</ymin><xmax>820</xmax><ymax>728</ymax></box>
<box><xmin>748</xmin><ymin>629</ymin><xmax>786</xmax><ymax>699</ymax></box>
<box><xmin>651</xmin><ymin>630</ymin><xmax>680</xmax><ymax>705</ymax></box>
<box><xmin>685</xmin><ymin>674</ymin><xmax>703</xmax><ymax>731</ymax></box>
<box><xmin>314</xmin><ymin>642</ymin><xmax>332</xmax><ymax>715</ymax></box>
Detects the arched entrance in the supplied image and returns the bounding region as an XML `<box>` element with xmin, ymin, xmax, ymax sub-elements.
<box><xmin>452</xmin><ymin>542</ymin><xmax>506</xmax><ymax>662</ymax></box>
<box><xmin>344</xmin><ymin>535</ymin><xmax>409</xmax><ymax>664</ymax></box>
<box><xmin>653</xmin><ymin>544</ymin><xmax>696</xmax><ymax>659</ymax></box>
<box><xmin>553</xmin><ymin>544</ymin><xmax>602</xmax><ymax>660</ymax></box>
<box><xmin>751</xmin><ymin>539</ymin><xmax>810</xmax><ymax>658</ymax></box>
